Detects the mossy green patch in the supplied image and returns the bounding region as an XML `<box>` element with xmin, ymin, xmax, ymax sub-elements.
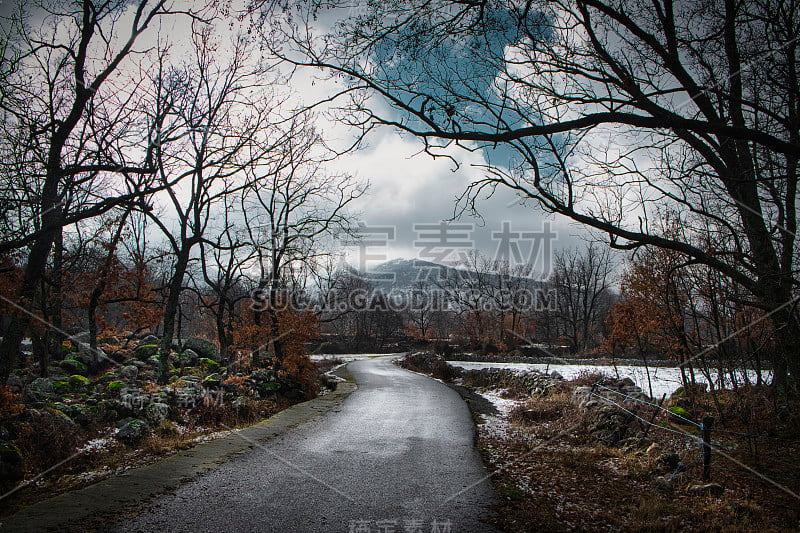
<box><xmin>199</xmin><ymin>357</ymin><xmax>220</xmax><ymax>371</ymax></box>
<box><xmin>107</xmin><ymin>380</ymin><xmax>125</xmax><ymax>391</ymax></box>
<box><xmin>134</xmin><ymin>344</ymin><xmax>159</xmax><ymax>359</ymax></box>
<box><xmin>668</xmin><ymin>405</ymin><xmax>694</xmax><ymax>423</ymax></box>
<box><xmin>68</xmin><ymin>374</ymin><xmax>90</xmax><ymax>388</ymax></box>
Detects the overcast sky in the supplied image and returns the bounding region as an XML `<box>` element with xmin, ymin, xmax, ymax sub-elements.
<box><xmin>1</xmin><ymin>0</ymin><xmax>607</xmax><ymax>274</ymax></box>
<box><xmin>282</xmin><ymin>2</ymin><xmax>598</xmax><ymax>271</ymax></box>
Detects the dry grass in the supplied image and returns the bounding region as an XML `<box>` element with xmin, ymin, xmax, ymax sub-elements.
<box><xmin>475</xmin><ymin>379</ymin><xmax>800</xmax><ymax>532</ymax></box>
<box><xmin>315</xmin><ymin>355</ymin><xmax>345</xmax><ymax>374</ymax></box>
<box><xmin>509</xmin><ymin>391</ymin><xmax>573</xmax><ymax>425</ymax></box>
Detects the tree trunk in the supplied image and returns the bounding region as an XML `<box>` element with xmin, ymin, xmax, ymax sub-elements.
<box><xmin>268</xmin><ymin>284</ymin><xmax>285</xmax><ymax>364</ymax></box>
<box><xmin>0</xmin><ymin>225</ymin><xmax>58</xmax><ymax>382</ymax></box>
<box><xmin>159</xmin><ymin>248</ymin><xmax>191</xmax><ymax>384</ymax></box>
<box><xmin>47</xmin><ymin>226</ymin><xmax>64</xmax><ymax>366</ymax></box>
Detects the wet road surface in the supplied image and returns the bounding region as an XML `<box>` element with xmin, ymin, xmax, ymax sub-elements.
<box><xmin>112</xmin><ymin>356</ymin><xmax>499</xmax><ymax>532</ymax></box>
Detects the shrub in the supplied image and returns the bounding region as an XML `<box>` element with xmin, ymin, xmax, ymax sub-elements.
<box><xmin>509</xmin><ymin>392</ymin><xmax>572</xmax><ymax>425</ymax></box>
<box><xmin>432</xmin><ymin>341</ymin><xmax>453</xmax><ymax>357</ymax></box>
<box><xmin>0</xmin><ymin>385</ymin><xmax>24</xmax><ymax>423</ymax></box>
<box><xmin>572</xmin><ymin>369</ymin><xmax>610</xmax><ymax>387</ymax></box>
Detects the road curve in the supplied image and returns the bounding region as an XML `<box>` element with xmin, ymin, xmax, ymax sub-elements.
<box><xmin>112</xmin><ymin>356</ymin><xmax>499</xmax><ymax>532</ymax></box>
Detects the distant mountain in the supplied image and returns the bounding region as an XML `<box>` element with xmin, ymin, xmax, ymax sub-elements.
<box><xmin>362</xmin><ymin>258</ymin><xmax>546</xmax><ymax>292</ymax></box>
<box><xmin>366</xmin><ymin>258</ymin><xmax>453</xmax><ymax>290</ymax></box>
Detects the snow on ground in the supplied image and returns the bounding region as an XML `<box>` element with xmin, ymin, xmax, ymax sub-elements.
<box><xmin>76</xmin><ymin>433</ymin><xmax>115</xmax><ymax>454</ymax></box>
<box><xmin>310</xmin><ymin>353</ymin><xmax>404</xmax><ymax>363</ymax></box>
<box><xmin>473</xmin><ymin>389</ymin><xmax>525</xmax><ymax>442</ymax></box>
<box><xmin>479</xmin><ymin>389</ymin><xmax>519</xmax><ymax>414</ymax></box>
<box><xmin>192</xmin><ymin>429</ymin><xmax>235</xmax><ymax>444</ymax></box>
<box><xmin>450</xmin><ymin>361</ymin><xmax>772</xmax><ymax>399</ymax></box>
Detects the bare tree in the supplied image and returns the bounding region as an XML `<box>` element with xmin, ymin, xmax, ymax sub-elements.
<box><xmin>196</xmin><ymin>201</ymin><xmax>256</xmax><ymax>362</ymax></box>
<box><xmin>550</xmin><ymin>244</ymin><xmax>614</xmax><ymax>353</ymax></box>
<box><xmin>145</xmin><ymin>27</ymin><xmax>279</xmax><ymax>382</ymax></box>
<box><xmin>268</xmin><ymin>0</ymin><xmax>800</xmax><ymax>389</ymax></box>
<box><xmin>242</xmin><ymin>117</ymin><xmax>366</xmax><ymax>364</ymax></box>
<box><xmin>0</xmin><ymin>0</ymin><xmax>201</xmax><ymax>380</ymax></box>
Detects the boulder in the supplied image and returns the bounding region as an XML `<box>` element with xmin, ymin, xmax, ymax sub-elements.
<box><xmin>115</xmin><ymin>418</ymin><xmax>150</xmax><ymax>445</ymax></box>
<box><xmin>183</xmin><ymin>337</ymin><xmax>219</xmax><ymax>362</ymax></box>
<box><xmin>108</xmin><ymin>350</ymin><xmax>126</xmax><ymax>363</ymax></box>
<box><xmin>60</xmin><ymin>358</ymin><xmax>88</xmax><ymax>375</ymax></box>
<box><xmin>25</xmin><ymin>377</ymin><xmax>58</xmax><ymax>403</ymax></box>
<box><xmin>140</xmin><ymin>334</ymin><xmax>160</xmax><ymax>345</ymax></box>
<box><xmin>178</xmin><ymin>349</ymin><xmax>199</xmax><ymax>366</ymax></box>
<box><xmin>119</xmin><ymin>365</ymin><xmax>139</xmax><ymax>380</ymax></box>
<box><xmin>145</xmin><ymin>402</ymin><xmax>170</xmax><ymax>424</ymax></box>
<box><xmin>68</xmin><ymin>331</ymin><xmax>90</xmax><ymax>344</ymax></box>
<box><xmin>69</xmin><ymin>404</ymin><xmax>92</xmax><ymax>426</ymax></box>
<box><xmin>76</xmin><ymin>342</ymin><xmax>108</xmax><ymax>364</ymax></box>
<box><xmin>68</xmin><ymin>374</ymin><xmax>90</xmax><ymax>390</ymax></box>
<box><xmin>134</xmin><ymin>344</ymin><xmax>159</xmax><ymax>360</ymax></box>
<box><xmin>98</xmin><ymin>335</ymin><xmax>121</xmax><ymax>346</ymax></box>
<box><xmin>51</xmin><ymin>408</ymin><xmax>76</xmax><ymax>426</ymax></box>
<box><xmin>5</xmin><ymin>375</ymin><xmax>24</xmax><ymax>394</ymax></box>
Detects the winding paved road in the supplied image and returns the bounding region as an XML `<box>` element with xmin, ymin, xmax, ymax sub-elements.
<box><xmin>113</xmin><ymin>356</ymin><xmax>499</xmax><ymax>532</ymax></box>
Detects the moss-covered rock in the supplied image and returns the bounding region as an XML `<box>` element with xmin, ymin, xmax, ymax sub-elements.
<box><xmin>25</xmin><ymin>377</ymin><xmax>59</xmax><ymax>403</ymax></box>
<box><xmin>68</xmin><ymin>374</ymin><xmax>90</xmax><ymax>390</ymax></box>
<box><xmin>107</xmin><ymin>380</ymin><xmax>125</xmax><ymax>392</ymax></box>
<box><xmin>145</xmin><ymin>402</ymin><xmax>170</xmax><ymax>424</ymax></box>
<box><xmin>51</xmin><ymin>379</ymin><xmax>69</xmax><ymax>392</ymax></box>
<box><xmin>119</xmin><ymin>365</ymin><xmax>138</xmax><ymax>380</ymax></box>
<box><xmin>60</xmin><ymin>358</ymin><xmax>87</xmax><ymax>375</ymax></box>
<box><xmin>52</xmin><ymin>401</ymin><xmax>71</xmax><ymax>414</ymax></box>
<box><xmin>202</xmin><ymin>373</ymin><xmax>222</xmax><ymax>387</ymax></box>
<box><xmin>134</xmin><ymin>344</ymin><xmax>159</xmax><ymax>360</ymax></box>
<box><xmin>140</xmin><ymin>334</ymin><xmax>160</xmax><ymax>345</ymax></box>
<box><xmin>180</xmin><ymin>366</ymin><xmax>204</xmax><ymax>378</ymax></box>
<box><xmin>183</xmin><ymin>337</ymin><xmax>219</xmax><ymax>362</ymax></box>
<box><xmin>178</xmin><ymin>349</ymin><xmax>199</xmax><ymax>366</ymax></box>
<box><xmin>115</xmin><ymin>418</ymin><xmax>150</xmax><ymax>445</ymax></box>
<box><xmin>69</xmin><ymin>404</ymin><xmax>91</xmax><ymax>426</ymax></box>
